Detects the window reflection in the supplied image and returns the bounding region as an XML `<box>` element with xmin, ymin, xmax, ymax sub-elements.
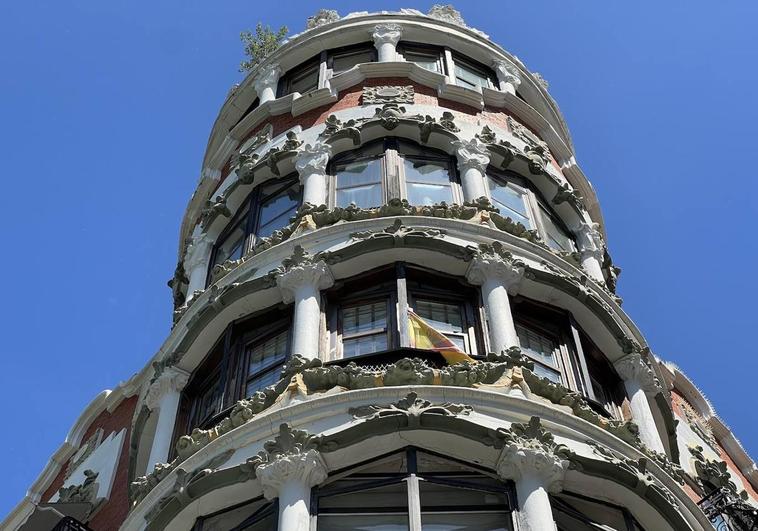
<box><xmin>404</xmin><ymin>159</ymin><xmax>453</xmax><ymax>205</ymax></box>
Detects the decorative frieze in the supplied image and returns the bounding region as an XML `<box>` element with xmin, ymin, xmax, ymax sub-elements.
<box><xmin>362</xmin><ymin>85</ymin><xmax>414</xmax><ymax>105</ymax></box>
<box><xmin>350</xmin><ymin>391</ymin><xmax>472</xmax><ymax>423</ymax></box>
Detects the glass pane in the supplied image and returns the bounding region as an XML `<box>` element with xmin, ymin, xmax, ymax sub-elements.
<box><xmin>455</xmin><ymin>63</ymin><xmax>489</xmax><ymax>90</ymax></box>
<box><xmin>343</xmin><ymin>334</ymin><xmax>388</xmax><ymax>358</ymax></box>
<box><xmin>404</xmin><ymin>159</ymin><xmax>452</xmax><ymax>205</ymax></box>
<box><xmin>539</xmin><ymin>206</ymin><xmax>574</xmax><ymax>252</ymax></box>
<box><xmin>319</xmin><ymin>481</ymin><xmax>408</xmax><ymax>511</ymax></box>
<box><xmin>343</xmin><ymin>302</ymin><xmax>387</xmax><ymax>336</ymax></box>
<box><xmin>214</xmin><ymin>224</ymin><xmax>246</xmax><ymax>266</ymax></box>
<box><xmin>404</xmin><ymin>51</ymin><xmax>441</xmax><ymax>72</ymax></box>
<box><xmin>256</xmin><ymin>183</ymin><xmax>300</xmax><ymax>238</ymax></box>
<box><xmin>318</xmin><ymin>514</ymin><xmax>409</xmax><ymax>531</ymax></box>
<box><xmin>336</xmin><ymin>157</ymin><xmax>383</xmax><ymax>208</ymax></box>
<box><xmin>487</xmin><ymin>177</ymin><xmax>532</xmax><ymax>228</ymax></box>
<box><xmin>247</xmin><ymin>330</ymin><xmax>288</xmax><ymax>377</ymax></box>
<box><xmin>516</xmin><ymin>324</ymin><xmax>562</xmax><ymax>383</ymax></box>
<box><xmin>553</xmin><ymin>494</ymin><xmax>629</xmax><ymax>531</ymax></box>
<box><xmin>420</xmin><ymin>481</ymin><xmax>510</xmax><ymax>510</ymax></box>
<box><xmin>332</xmin><ymin>49</ymin><xmax>375</xmax><ymax>74</ymax></box>
<box><xmin>414</xmin><ymin>299</ymin><xmax>464</xmax><ymax>334</ymax></box>
<box><xmin>289</xmin><ymin>66</ymin><xmax>319</xmax><ymax>95</ymax></box>
<box><xmin>421</xmin><ymin>513</ymin><xmax>511</xmax><ymax>531</ymax></box>
<box><xmin>198</xmin><ymin>498</ymin><xmax>274</xmax><ymax>531</ymax></box>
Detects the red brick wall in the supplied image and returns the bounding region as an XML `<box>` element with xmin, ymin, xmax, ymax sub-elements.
<box><xmin>42</xmin><ymin>396</ymin><xmax>138</xmax><ymax>531</ymax></box>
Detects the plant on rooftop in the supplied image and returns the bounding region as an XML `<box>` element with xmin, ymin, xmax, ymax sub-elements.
<box><xmin>239</xmin><ymin>23</ymin><xmax>288</xmax><ymax>73</ymax></box>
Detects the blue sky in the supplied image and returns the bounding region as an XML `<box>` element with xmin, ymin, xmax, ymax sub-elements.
<box><xmin>1</xmin><ymin>0</ymin><xmax>757</xmax><ymax>516</ymax></box>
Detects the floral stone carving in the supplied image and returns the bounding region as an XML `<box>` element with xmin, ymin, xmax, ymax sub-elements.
<box><xmin>363</xmin><ymin>85</ymin><xmax>414</xmax><ymax>105</ymax></box>
<box><xmin>350</xmin><ymin>391</ymin><xmax>472</xmax><ymax>425</ymax></box>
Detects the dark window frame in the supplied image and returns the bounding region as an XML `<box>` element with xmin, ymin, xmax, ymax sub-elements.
<box><xmin>326</xmin><ymin>42</ymin><xmax>378</xmax><ymax>77</ymax></box>
<box><xmin>397</xmin><ymin>42</ymin><xmax>447</xmax><ymax>74</ymax></box>
<box><xmin>277</xmin><ymin>55</ymin><xmax>321</xmax><ymax>97</ymax></box>
<box><xmin>451</xmin><ymin>52</ymin><xmax>498</xmax><ymax>90</ymax></box>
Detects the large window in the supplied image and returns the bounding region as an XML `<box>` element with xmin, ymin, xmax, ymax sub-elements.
<box><xmin>180</xmin><ymin>310</ymin><xmax>292</xmax><ymax>436</ymax></box>
<box><xmin>210</xmin><ymin>175</ymin><xmax>301</xmax><ymax>281</ymax></box>
<box><xmin>486</xmin><ymin>170</ymin><xmax>576</xmax><ymax>252</ymax></box>
<box><xmin>193</xmin><ymin>497</ymin><xmax>277</xmax><ymax>531</ymax></box>
<box><xmin>398</xmin><ymin>43</ymin><xmax>445</xmax><ymax>73</ymax></box>
<box><xmin>329</xmin><ymin>139</ymin><xmax>460</xmax><ymax>209</ymax></box>
<box><xmin>551</xmin><ymin>492</ymin><xmax>643</xmax><ymax>531</ymax></box>
<box><xmin>314</xmin><ymin>447</ymin><xmax>515</xmax><ymax>530</ymax></box>
<box><xmin>453</xmin><ymin>53</ymin><xmax>497</xmax><ymax>91</ymax></box>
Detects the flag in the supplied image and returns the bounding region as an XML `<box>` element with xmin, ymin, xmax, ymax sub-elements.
<box><xmin>408</xmin><ymin>310</ymin><xmax>476</xmax><ymax>365</ymax></box>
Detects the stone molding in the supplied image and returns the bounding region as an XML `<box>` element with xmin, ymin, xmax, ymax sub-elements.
<box><xmin>294</xmin><ymin>142</ymin><xmax>332</xmax><ymax>178</ymax></box>
<box><xmin>253</xmin><ymin>63</ymin><xmax>281</xmax><ymax>94</ymax></box>
<box><xmin>184</xmin><ymin>233</ymin><xmax>214</xmax><ymax>271</ymax></box>
<box><xmin>145</xmin><ymin>368</ymin><xmax>190</xmax><ymax>411</ymax></box>
<box><xmin>495</xmin><ymin>417</ymin><xmax>571</xmax><ymax>492</ymax></box>
<box><xmin>371</xmin><ymin>23</ymin><xmax>403</xmax><ymax>47</ymax></box>
<box><xmin>466</xmin><ymin>241</ymin><xmax>526</xmax><ymax>293</ymax></box>
<box><xmin>274</xmin><ymin>246</ymin><xmax>334</xmax><ymax>303</ymax></box>
<box><xmin>492</xmin><ymin>59</ymin><xmax>522</xmax><ymax>90</ymax></box>
<box><xmin>614</xmin><ymin>353</ymin><xmax>658</xmax><ymax>393</ymax></box>
<box><xmin>306</xmin><ymin>9</ymin><xmax>339</xmax><ymax>29</ymax></box>
<box><xmin>452</xmin><ymin>137</ymin><xmax>490</xmax><ymax>174</ymax></box>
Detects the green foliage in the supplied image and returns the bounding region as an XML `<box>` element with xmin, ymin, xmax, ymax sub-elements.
<box><xmin>239</xmin><ymin>23</ymin><xmax>288</xmax><ymax>73</ymax></box>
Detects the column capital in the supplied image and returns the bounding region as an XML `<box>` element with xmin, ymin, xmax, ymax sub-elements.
<box><xmin>145</xmin><ymin>368</ymin><xmax>189</xmax><ymax>411</ymax></box>
<box><xmin>495</xmin><ymin>417</ymin><xmax>570</xmax><ymax>493</ymax></box>
<box><xmin>185</xmin><ymin>233</ymin><xmax>214</xmax><ymax>271</ymax></box>
<box><xmin>295</xmin><ymin>142</ymin><xmax>332</xmax><ymax>181</ymax></box>
<box><xmin>572</xmin><ymin>221</ymin><xmax>605</xmax><ymax>257</ymax></box>
<box><xmin>257</xmin><ymin>449</ymin><xmax>328</xmax><ymax>499</ymax></box>
<box><xmin>453</xmin><ymin>138</ymin><xmax>490</xmax><ymax>174</ymax></box>
<box><xmin>253</xmin><ymin>63</ymin><xmax>281</xmax><ymax>94</ymax></box>
<box><xmin>275</xmin><ymin>246</ymin><xmax>334</xmax><ymax>303</ymax></box>
<box><xmin>465</xmin><ymin>243</ymin><xmax>525</xmax><ymax>294</ymax></box>
<box><xmin>492</xmin><ymin>59</ymin><xmax>522</xmax><ymax>91</ymax></box>
<box><xmin>371</xmin><ymin>23</ymin><xmax>402</xmax><ymax>48</ymax></box>
<box><xmin>614</xmin><ymin>353</ymin><xmax>659</xmax><ymax>393</ymax></box>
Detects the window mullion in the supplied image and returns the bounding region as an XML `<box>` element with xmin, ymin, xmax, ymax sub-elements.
<box><xmin>443</xmin><ymin>48</ymin><xmax>455</xmax><ymax>85</ymax></box>
<box><xmin>569</xmin><ymin>317</ymin><xmax>595</xmax><ymax>400</ymax></box>
<box><xmin>385</xmin><ymin>149</ymin><xmax>402</xmax><ymax>201</ymax></box>
<box><xmin>406</xmin><ymin>473</ymin><xmax>423</xmax><ymax>531</ymax></box>
<box><xmin>396</xmin><ymin>263</ymin><xmax>411</xmax><ymax>348</ymax></box>
<box><xmin>526</xmin><ymin>190</ymin><xmax>547</xmax><ymax>240</ymax></box>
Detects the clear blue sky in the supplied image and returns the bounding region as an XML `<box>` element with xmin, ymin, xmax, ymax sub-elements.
<box><xmin>1</xmin><ymin>0</ymin><xmax>756</xmax><ymax>516</ymax></box>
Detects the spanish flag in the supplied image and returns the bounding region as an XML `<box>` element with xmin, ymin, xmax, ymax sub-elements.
<box><xmin>408</xmin><ymin>310</ymin><xmax>476</xmax><ymax>365</ymax></box>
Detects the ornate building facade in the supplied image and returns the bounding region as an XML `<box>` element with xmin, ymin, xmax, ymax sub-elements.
<box><xmin>5</xmin><ymin>6</ymin><xmax>758</xmax><ymax>531</ymax></box>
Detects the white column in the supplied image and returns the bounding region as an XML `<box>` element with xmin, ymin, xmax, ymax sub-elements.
<box><xmin>573</xmin><ymin>221</ymin><xmax>605</xmax><ymax>283</ymax></box>
<box><xmin>466</xmin><ymin>252</ymin><xmax>524</xmax><ymax>354</ymax></box>
<box><xmin>257</xmin><ymin>450</ymin><xmax>328</xmax><ymax>531</ymax></box>
<box><xmin>144</xmin><ymin>368</ymin><xmax>189</xmax><ymax>469</ymax></box>
<box><xmin>492</xmin><ymin>59</ymin><xmax>522</xmax><ymax>95</ymax></box>
<box><xmin>498</xmin><ymin>445</ymin><xmax>568</xmax><ymax>531</ymax></box>
<box><xmin>453</xmin><ymin>138</ymin><xmax>490</xmax><ymax>202</ymax></box>
<box><xmin>254</xmin><ymin>63</ymin><xmax>281</xmax><ymax>104</ymax></box>
<box><xmin>295</xmin><ymin>142</ymin><xmax>331</xmax><ymax>207</ymax></box>
<box><xmin>371</xmin><ymin>24</ymin><xmax>402</xmax><ymax>62</ymax></box>
<box><xmin>614</xmin><ymin>353</ymin><xmax>665</xmax><ymax>453</ymax></box>
<box><xmin>184</xmin><ymin>233</ymin><xmax>214</xmax><ymax>298</ymax></box>
<box><xmin>277</xmin><ymin>260</ymin><xmax>334</xmax><ymax>359</ymax></box>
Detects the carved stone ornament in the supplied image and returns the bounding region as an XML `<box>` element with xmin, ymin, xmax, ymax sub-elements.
<box><xmin>492</xmin><ymin>59</ymin><xmax>522</xmax><ymax>89</ymax></box>
<box><xmin>349</xmin><ymin>219</ymin><xmax>446</xmax><ymax>243</ymax></box>
<box><xmin>552</xmin><ymin>183</ymin><xmax>585</xmax><ymax>212</ymax></box>
<box><xmin>199</xmin><ymin>195</ymin><xmax>231</xmax><ymax>229</ymax></box>
<box><xmin>688</xmin><ymin>445</ymin><xmax>746</xmax><ymax>498</ymax></box>
<box><xmin>452</xmin><ymin>137</ymin><xmax>490</xmax><ymax>174</ymax></box>
<box><xmin>496</xmin><ymin>417</ymin><xmax>571</xmax><ymax>492</ymax></box>
<box><xmin>58</xmin><ymin>470</ymin><xmax>99</xmax><ymax>504</ymax></box>
<box><xmin>532</xmin><ymin>72</ymin><xmax>549</xmax><ymax>90</ymax></box>
<box><xmin>167</xmin><ymin>261</ymin><xmax>189</xmax><ymax>308</ymax></box>
<box><xmin>350</xmin><ymin>391</ymin><xmax>472</xmax><ymax>426</ymax></box>
<box><xmin>680</xmin><ymin>399</ymin><xmax>717</xmax><ymax>448</ymax></box>
<box><xmin>295</xmin><ymin>142</ymin><xmax>332</xmax><ymax>177</ymax></box>
<box><xmin>239</xmin><ymin>123</ymin><xmax>273</xmax><ymax>157</ymax></box>
<box><xmin>306</xmin><ymin>9</ymin><xmax>339</xmax><ymax>29</ymax></box>
<box><xmin>573</xmin><ymin>221</ymin><xmax>605</xmax><ymax>258</ymax></box>
<box><xmin>371</xmin><ymin>23</ymin><xmax>403</xmax><ymax>47</ymax></box>
<box><xmin>505</xmin><ymin>116</ymin><xmax>551</xmax><ymax>173</ymax></box>
<box><xmin>613</xmin><ymin>353</ymin><xmax>659</xmax><ymax>393</ymax></box>
<box><xmin>145</xmin><ymin>367</ymin><xmax>190</xmax><ymax>411</ymax></box>
<box><xmin>274</xmin><ymin>245</ymin><xmax>335</xmax><ymax>303</ymax></box>
<box><xmin>428</xmin><ymin>4</ymin><xmax>466</xmax><ymax>26</ymax></box>
<box><xmin>362</xmin><ymin>85</ymin><xmax>414</xmax><ymax>105</ymax></box>
<box><xmin>466</xmin><ymin>241</ymin><xmax>526</xmax><ymax>293</ymax></box>
<box><xmin>253</xmin><ymin>63</ymin><xmax>281</xmax><ymax>93</ymax></box>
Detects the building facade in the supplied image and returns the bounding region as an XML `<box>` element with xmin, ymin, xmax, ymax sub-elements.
<box><xmin>5</xmin><ymin>6</ymin><xmax>758</xmax><ymax>531</ymax></box>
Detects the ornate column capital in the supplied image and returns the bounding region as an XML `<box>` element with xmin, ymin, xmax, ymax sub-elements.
<box><xmin>371</xmin><ymin>23</ymin><xmax>402</xmax><ymax>48</ymax></box>
<box><xmin>614</xmin><ymin>353</ymin><xmax>658</xmax><ymax>393</ymax></box>
<box><xmin>253</xmin><ymin>63</ymin><xmax>281</xmax><ymax>94</ymax></box>
<box><xmin>145</xmin><ymin>368</ymin><xmax>189</xmax><ymax>411</ymax></box>
<box><xmin>495</xmin><ymin>417</ymin><xmax>570</xmax><ymax>493</ymax></box>
<box><xmin>295</xmin><ymin>142</ymin><xmax>332</xmax><ymax>181</ymax></box>
<box><xmin>275</xmin><ymin>246</ymin><xmax>334</xmax><ymax>303</ymax></box>
<box><xmin>572</xmin><ymin>221</ymin><xmax>605</xmax><ymax>257</ymax></box>
<box><xmin>492</xmin><ymin>59</ymin><xmax>522</xmax><ymax>91</ymax></box>
<box><xmin>452</xmin><ymin>138</ymin><xmax>490</xmax><ymax>174</ymax></box>
<box><xmin>185</xmin><ymin>233</ymin><xmax>214</xmax><ymax>271</ymax></box>
<box><xmin>255</xmin><ymin>424</ymin><xmax>328</xmax><ymax>499</ymax></box>
<box><xmin>465</xmin><ymin>242</ymin><xmax>526</xmax><ymax>294</ymax></box>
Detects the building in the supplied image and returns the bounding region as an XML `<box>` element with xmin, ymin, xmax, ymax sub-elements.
<box><xmin>4</xmin><ymin>5</ymin><xmax>758</xmax><ymax>531</ymax></box>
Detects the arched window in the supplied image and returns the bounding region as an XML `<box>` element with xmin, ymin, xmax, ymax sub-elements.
<box><xmin>486</xmin><ymin>169</ymin><xmax>576</xmax><ymax>252</ymax></box>
<box><xmin>193</xmin><ymin>497</ymin><xmax>277</xmax><ymax>531</ymax></box>
<box><xmin>551</xmin><ymin>492</ymin><xmax>643</xmax><ymax>530</ymax></box>
<box><xmin>329</xmin><ymin>139</ymin><xmax>461</xmax><ymax>209</ymax></box>
<box><xmin>314</xmin><ymin>447</ymin><xmax>516</xmax><ymax>530</ymax></box>
<box><xmin>209</xmin><ymin>174</ymin><xmax>302</xmax><ymax>282</ymax></box>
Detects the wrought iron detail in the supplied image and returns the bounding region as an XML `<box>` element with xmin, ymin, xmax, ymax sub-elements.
<box><xmin>698</xmin><ymin>487</ymin><xmax>758</xmax><ymax>531</ymax></box>
<box><xmin>51</xmin><ymin>517</ymin><xmax>93</xmax><ymax>531</ymax></box>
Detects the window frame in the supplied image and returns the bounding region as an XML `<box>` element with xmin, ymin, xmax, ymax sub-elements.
<box><xmin>451</xmin><ymin>52</ymin><xmax>498</xmax><ymax>91</ymax></box>
<box><xmin>397</xmin><ymin>42</ymin><xmax>446</xmax><ymax>74</ymax></box>
<box><xmin>326</xmin><ymin>43</ymin><xmax>378</xmax><ymax>78</ymax></box>
<box><xmin>277</xmin><ymin>55</ymin><xmax>321</xmax><ymax>97</ymax></box>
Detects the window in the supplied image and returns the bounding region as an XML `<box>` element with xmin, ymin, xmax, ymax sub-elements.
<box><xmin>516</xmin><ymin>323</ymin><xmax>562</xmax><ymax>383</ymax></box>
<box><xmin>580</xmin><ymin>332</ymin><xmax>625</xmax><ymax>420</ymax></box>
<box><xmin>552</xmin><ymin>492</ymin><xmax>643</xmax><ymax>531</ymax></box>
<box><xmin>329</xmin><ymin>139</ymin><xmax>460</xmax><ymax>209</ymax></box>
<box><xmin>244</xmin><ymin>328</ymin><xmax>290</xmax><ymax>397</ymax></box>
<box><xmin>278</xmin><ymin>56</ymin><xmax>320</xmax><ymax>97</ymax></box>
<box><xmin>314</xmin><ymin>448</ymin><xmax>515</xmax><ymax>530</ymax></box>
<box><xmin>209</xmin><ymin>175</ymin><xmax>301</xmax><ymax>281</ymax></box>
<box><xmin>486</xmin><ymin>170</ymin><xmax>576</xmax><ymax>251</ymax></box>
<box><xmin>193</xmin><ymin>497</ymin><xmax>277</xmax><ymax>531</ymax></box>
<box><xmin>340</xmin><ymin>300</ymin><xmax>390</xmax><ymax>358</ymax></box>
<box><xmin>452</xmin><ymin>54</ymin><xmax>496</xmax><ymax>91</ymax></box>
<box><xmin>398</xmin><ymin>43</ymin><xmax>445</xmax><ymax>73</ymax></box>
<box><xmin>328</xmin><ymin>44</ymin><xmax>376</xmax><ymax>75</ymax></box>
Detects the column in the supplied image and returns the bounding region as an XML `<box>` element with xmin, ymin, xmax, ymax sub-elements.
<box><xmin>492</xmin><ymin>59</ymin><xmax>522</xmax><ymax>95</ymax></box>
<box><xmin>497</xmin><ymin>444</ymin><xmax>567</xmax><ymax>531</ymax></box>
<box><xmin>254</xmin><ymin>63</ymin><xmax>281</xmax><ymax>104</ymax></box>
<box><xmin>276</xmin><ymin>259</ymin><xmax>334</xmax><ymax>359</ymax></box>
<box><xmin>257</xmin><ymin>450</ymin><xmax>328</xmax><ymax>531</ymax></box>
<box><xmin>453</xmin><ymin>138</ymin><xmax>490</xmax><ymax>202</ymax></box>
<box><xmin>371</xmin><ymin>24</ymin><xmax>402</xmax><ymax>62</ymax></box>
<box><xmin>184</xmin><ymin>233</ymin><xmax>214</xmax><ymax>299</ymax></box>
<box><xmin>295</xmin><ymin>142</ymin><xmax>331</xmax><ymax>207</ymax></box>
<box><xmin>614</xmin><ymin>353</ymin><xmax>665</xmax><ymax>453</ymax></box>
<box><xmin>466</xmin><ymin>251</ymin><xmax>524</xmax><ymax>354</ymax></box>
<box><xmin>573</xmin><ymin>221</ymin><xmax>605</xmax><ymax>283</ymax></box>
<box><xmin>144</xmin><ymin>367</ymin><xmax>190</xmax><ymax>469</ymax></box>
